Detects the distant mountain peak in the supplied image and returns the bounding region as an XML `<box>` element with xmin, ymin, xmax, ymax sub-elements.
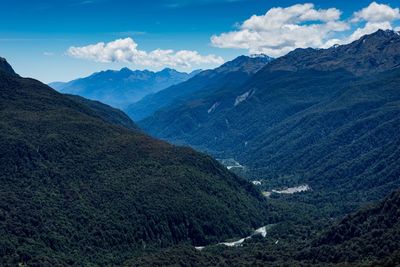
<box><xmin>0</xmin><ymin>57</ymin><xmax>17</xmax><ymax>76</ymax></box>
<box><xmin>119</xmin><ymin>67</ymin><xmax>132</xmax><ymax>72</ymax></box>
<box><xmin>160</xmin><ymin>67</ymin><xmax>174</xmax><ymax>71</ymax></box>
<box><xmin>216</xmin><ymin>54</ymin><xmax>273</xmax><ymax>74</ymax></box>
<box><xmin>370</xmin><ymin>28</ymin><xmax>399</xmax><ymax>37</ymax></box>
<box><xmin>249</xmin><ymin>53</ymin><xmax>274</xmax><ymax>60</ymax></box>
<box><xmin>50</xmin><ymin>66</ymin><xmax>196</xmax><ymax>108</ymax></box>
<box><xmin>126</xmin><ymin>54</ymin><xmax>271</xmax><ymax>121</ymax></box>
<box><xmin>264</xmin><ymin>30</ymin><xmax>400</xmax><ymax>76</ymax></box>
<box><xmin>356</xmin><ymin>29</ymin><xmax>400</xmax><ymax>44</ymax></box>
<box><xmin>160</xmin><ymin>67</ymin><xmax>180</xmax><ymax>74</ymax></box>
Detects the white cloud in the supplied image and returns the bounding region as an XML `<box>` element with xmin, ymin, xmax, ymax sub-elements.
<box><xmin>352</xmin><ymin>2</ymin><xmax>400</xmax><ymax>23</ymax></box>
<box><xmin>211</xmin><ymin>3</ymin><xmax>349</xmax><ymax>57</ymax></box>
<box><xmin>347</xmin><ymin>2</ymin><xmax>400</xmax><ymax>42</ymax></box>
<box><xmin>347</xmin><ymin>21</ymin><xmax>392</xmax><ymax>42</ymax></box>
<box><xmin>67</xmin><ymin>38</ymin><xmax>224</xmax><ymax>68</ymax></box>
<box><xmin>211</xmin><ymin>2</ymin><xmax>400</xmax><ymax>57</ymax></box>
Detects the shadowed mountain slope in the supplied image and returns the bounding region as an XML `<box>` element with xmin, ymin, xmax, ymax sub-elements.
<box><xmin>126</xmin><ymin>55</ymin><xmax>272</xmax><ymax>121</ymax></box>
<box><xmin>0</xmin><ymin>58</ymin><xmax>268</xmax><ymax>266</ymax></box>
<box><xmin>140</xmin><ymin>30</ymin><xmax>400</xmax><ymax>211</ymax></box>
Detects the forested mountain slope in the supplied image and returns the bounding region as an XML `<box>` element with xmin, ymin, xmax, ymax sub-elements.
<box><xmin>126</xmin><ymin>55</ymin><xmax>272</xmax><ymax>120</ymax></box>
<box><xmin>140</xmin><ymin>30</ymin><xmax>400</xmax><ymax>210</ymax></box>
<box><xmin>0</xmin><ymin>59</ymin><xmax>269</xmax><ymax>266</ymax></box>
<box><xmin>65</xmin><ymin>94</ymin><xmax>138</xmax><ymax>130</ymax></box>
<box><xmin>300</xmin><ymin>189</ymin><xmax>400</xmax><ymax>266</ymax></box>
<box><xmin>130</xmin><ymin>189</ymin><xmax>400</xmax><ymax>266</ymax></box>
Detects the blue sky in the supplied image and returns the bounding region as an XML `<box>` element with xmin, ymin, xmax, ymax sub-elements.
<box><xmin>1</xmin><ymin>0</ymin><xmax>399</xmax><ymax>82</ymax></box>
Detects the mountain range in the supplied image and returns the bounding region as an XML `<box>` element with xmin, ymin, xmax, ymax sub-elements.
<box><xmin>139</xmin><ymin>30</ymin><xmax>400</xmax><ymax>212</ymax></box>
<box><xmin>0</xmin><ymin>58</ymin><xmax>268</xmax><ymax>266</ymax></box>
<box><xmin>125</xmin><ymin>54</ymin><xmax>273</xmax><ymax>121</ymax></box>
<box><xmin>49</xmin><ymin>67</ymin><xmax>200</xmax><ymax>109</ymax></box>
<box><xmin>2</xmin><ymin>29</ymin><xmax>400</xmax><ymax>266</ymax></box>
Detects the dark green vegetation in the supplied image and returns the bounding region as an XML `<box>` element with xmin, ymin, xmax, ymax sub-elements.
<box><xmin>126</xmin><ymin>190</ymin><xmax>400</xmax><ymax>267</ymax></box>
<box><xmin>140</xmin><ymin>30</ymin><xmax>400</xmax><ymax>213</ymax></box>
<box><xmin>0</xmin><ymin>59</ymin><xmax>270</xmax><ymax>266</ymax></box>
<box><xmin>304</xmin><ymin>189</ymin><xmax>400</xmax><ymax>265</ymax></box>
<box><xmin>2</xmin><ymin>30</ymin><xmax>400</xmax><ymax>266</ymax></box>
<box><xmin>50</xmin><ymin>67</ymin><xmax>199</xmax><ymax>109</ymax></box>
<box><xmin>133</xmin><ymin>31</ymin><xmax>400</xmax><ymax>266</ymax></box>
<box><xmin>64</xmin><ymin>94</ymin><xmax>138</xmax><ymax>130</ymax></box>
<box><xmin>126</xmin><ymin>55</ymin><xmax>272</xmax><ymax>120</ymax></box>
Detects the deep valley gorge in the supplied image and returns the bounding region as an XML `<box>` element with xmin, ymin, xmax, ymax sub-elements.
<box><xmin>1</xmin><ymin>2</ymin><xmax>400</xmax><ymax>266</ymax></box>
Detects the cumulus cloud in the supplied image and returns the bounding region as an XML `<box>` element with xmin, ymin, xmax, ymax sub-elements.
<box><xmin>352</xmin><ymin>2</ymin><xmax>400</xmax><ymax>23</ymax></box>
<box><xmin>211</xmin><ymin>2</ymin><xmax>400</xmax><ymax>57</ymax></box>
<box><xmin>67</xmin><ymin>38</ymin><xmax>224</xmax><ymax>68</ymax></box>
<box><xmin>211</xmin><ymin>3</ymin><xmax>349</xmax><ymax>57</ymax></box>
<box><xmin>347</xmin><ymin>2</ymin><xmax>400</xmax><ymax>42</ymax></box>
<box><xmin>347</xmin><ymin>21</ymin><xmax>393</xmax><ymax>42</ymax></box>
